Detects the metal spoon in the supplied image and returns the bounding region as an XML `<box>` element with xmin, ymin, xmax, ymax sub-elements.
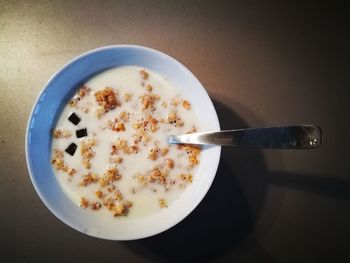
<box><xmin>168</xmin><ymin>125</ymin><xmax>322</xmax><ymax>149</ymax></box>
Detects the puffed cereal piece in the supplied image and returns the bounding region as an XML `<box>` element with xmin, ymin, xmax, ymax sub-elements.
<box><xmin>179</xmin><ymin>173</ymin><xmax>193</xmax><ymax>183</ymax></box>
<box><xmin>113</xmin><ymin>203</ymin><xmax>127</xmax><ymax>216</ymax></box>
<box><xmin>78</xmin><ymin>85</ymin><xmax>90</xmax><ymax>97</ymax></box>
<box><xmin>148</xmin><ymin>147</ymin><xmax>160</xmax><ymax>161</ymax></box>
<box><xmin>67</xmin><ymin>168</ymin><xmax>76</xmax><ymax>177</ymax></box>
<box><xmin>118</xmin><ymin>111</ymin><xmax>129</xmax><ymax>122</ymax></box>
<box><xmin>159</xmin><ymin>199</ymin><xmax>167</xmax><ymax>208</ymax></box>
<box><xmin>91</xmin><ymin>202</ymin><xmax>102</xmax><ymax>210</ymax></box>
<box><xmin>114</xmin><ymin>190</ymin><xmax>123</xmax><ymax>201</ymax></box>
<box><xmin>140</xmin><ymin>69</ymin><xmax>149</xmax><ymax>80</ymax></box>
<box><xmin>165</xmin><ymin>158</ymin><xmax>174</xmax><ymax>169</ymax></box>
<box><xmin>107</xmin><ymin>118</ymin><xmax>126</xmax><ymax>132</ymax></box>
<box><xmin>103</xmin><ymin>197</ymin><xmax>116</xmax><ymax>211</ymax></box>
<box><xmin>95</xmin><ymin>189</ymin><xmax>104</xmax><ymax>199</ymax></box>
<box><xmin>182</xmin><ymin>100</ymin><xmax>191</xmax><ymax>110</ymax></box>
<box><xmin>69</xmin><ymin>85</ymin><xmax>90</xmax><ymax>107</ymax></box>
<box><xmin>80</xmin><ymin>197</ymin><xmax>89</xmax><ymax>208</ymax></box>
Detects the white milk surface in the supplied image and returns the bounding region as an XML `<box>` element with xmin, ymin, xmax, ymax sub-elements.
<box><xmin>51</xmin><ymin>66</ymin><xmax>201</xmax><ymax>219</ymax></box>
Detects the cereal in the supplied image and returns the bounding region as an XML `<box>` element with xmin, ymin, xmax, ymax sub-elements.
<box><xmin>110</xmin><ymin>156</ymin><xmax>123</xmax><ymax>165</ymax></box>
<box><xmin>148</xmin><ymin>168</ymin><xmax>168</xmax><ymax>185</ymax></box>
<box><xmin>111</xmin><ymin>139</ymin><xmax>139</xmax><ymax>155</ymax></box>
<box><xmin>165</xmin><ymin>158</ymin><xmax>175</xmax><ymax>169</ymax></box>
<box><xmin>103</xmin><ymin>197</ymin><xmax>115</xmax><ymax>211</ymax></box>
<box><xmin>182</xmin><ymin>100</ymin><xmax>191</xmax><ymax>110</ymax></box>
<box><xmin>148</xmin><ymin>147</ymin><xmax>160</xmax><ymax>161</ymax></box>
<box><xmin>132</xmin><ymin>114</ymin><xmax>159</xmax><ymax>134</ymax></box>
<box><xmin>80</xmin><ymin>197</ymin><xmax>89</xmax><ymax>208</ymax></box>
<box><xmin>53</xmin><ymin>128</ymin><xmax>72</xmax><ymax>139</ymax></box>
<box><xmin>179</xmin><ymin>173</ymin><xmax>193</xmax><ymax>183</ymax></box>
<box><xmin>91</xmin><ymin>202</ymin><xmax>102</xmax><ymax>210</ymax></box>
<box><xmin>94</xmin><ymin>87</ymin><xmax>120</xmax><ymax>113</ymax></box>
<box><xmin>95</xmin><ymin>189</ymin><xmax>104</xmax><ymax>199</ymax></box>
<box><xmin>99</xmin><ymin>167</ymin><xmax>121</xmax><ymax>187</ymax></box>
<box><xmin>107</xmin><ymin>119</ymin><xmax>126</xmax><ymax>132</ymax></box>
<box><xmin>51</xmin><ymin>66</ymin><xmax>202</xmax><ymax>219</ymax></box>
<box><xmin>159</xmin><ymin>199</ymin><xmax>167</xmax><ymax>208</ymax></box>
<box><xmin>118</xmin><ymin>111</ymin><xmax>129</xmax><ymax>122</ymax></box>
<box><xmin>140</xmin><ymin>93</ymin><xmax>159</xmax><ymax>110</ymax></box>
<box><xmin>51</xmin><ymin>153</ymin><xmax>67</xmax><ymax>171</ymax></box>
<box><xmin>114</xmin><ymin>190</ymin><xmax>123</xmax><ymax>201</ymax></box>
<box><xmin>69</xmin><ymin>86</ymin><xmax>90</xmax><ymax>107</ymax></box>
<box><xmin>140</xmin><ymin>69</ymin><xmax>149</xmax><ymax>80</ymax></box>
<box><xmin>80</xmin><ymin>138</ymin><xmax>97</xmax><ymax>169</ymax></box>
<box><xmin>67</xmin><ymin>168</ymin><xmax>76</xmax><ymax>177</ymax></box>
<box><xmin>113</xmin><ymin>203</ymin><xmax>127</xmax><ymax>216</ymax></box>
<box><xmin>178</xmin><ymin>144</ymin><xmax>201</xmax><ymax>167</ymax></box>
<box><xmin>160</xmin><ymin>147</ymin><xmax>169</xmax><ymax>156</ymax></box>
<box><xmin>167</xmin><ymin>111</ymin><xmax>184</xmax><ymax>127</ymax></box>
<box><xmin>80</xmin><ymin>172</ymin><xmax>99</xmax><ymax>186</ymax></box>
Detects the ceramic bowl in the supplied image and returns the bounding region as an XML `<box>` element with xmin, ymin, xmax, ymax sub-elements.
<box><xmin>25</xmin><ymin>45</ymin><xmax>221</xmax><ymax>240</ymax></box>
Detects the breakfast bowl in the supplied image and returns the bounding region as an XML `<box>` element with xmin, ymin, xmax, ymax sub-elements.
<box><xmin>25</xmin><ymin>45</ymin><xmax>221</xmax><ymax>240</ymax></box>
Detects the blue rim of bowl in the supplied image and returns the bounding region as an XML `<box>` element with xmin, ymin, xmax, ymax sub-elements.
<box><xmin>25</xmin><ymin>45</ymin><xmax>221</xmax><ymax>240</ymax></box>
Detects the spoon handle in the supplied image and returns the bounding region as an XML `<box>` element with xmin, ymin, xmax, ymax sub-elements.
<box><xmin>168</xmin><ymin>125</ymin><xmax>322</xmax><ymax>149</ymax></box>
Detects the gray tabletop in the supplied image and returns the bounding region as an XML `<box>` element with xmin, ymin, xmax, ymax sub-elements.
<box><xmin>1</xmin><ymin>1</ymin><xmax>349</xmax><ymax>262</ymax></box>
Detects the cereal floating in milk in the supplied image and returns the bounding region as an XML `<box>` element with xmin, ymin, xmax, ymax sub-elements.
<box><xmin>51</xmin><ymin>66</ymin><xmax>201</xmax><ymax>219</ymax></box>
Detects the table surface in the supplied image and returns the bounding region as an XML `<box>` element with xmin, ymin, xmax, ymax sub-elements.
<box><xmin>1</xmin><ymin>1</ymin><xmax>349</xmax><ymax>262</ymax></box>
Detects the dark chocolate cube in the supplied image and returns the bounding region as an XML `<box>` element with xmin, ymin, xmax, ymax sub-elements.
<box><xmin>65</xmin><ymin>143</ymin><xmax>77</xmax><ymax>156</ymax></box>
<box><xmin>76</xmin><ymin>128</ymin><xmax>88</xmax><ymax>138</ymax></box>
<box><xmin>68</xmin><ymin>112</ymin><xmax>81</xmax><ymax>125</ymax></box>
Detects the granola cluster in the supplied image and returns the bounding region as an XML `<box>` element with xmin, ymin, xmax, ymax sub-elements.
<box><xmin>95</xmin><ymin>87</ymin><xmax>120</xmax><ymax>111</ymax></box>
<box><xmin>94</xmin><ymin>87</ymin><xmax>121</xmax><ymax>118</ymax></box>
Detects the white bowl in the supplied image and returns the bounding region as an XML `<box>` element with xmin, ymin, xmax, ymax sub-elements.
<box><xmin>25</xmin><ymin>45</ymin><xmax>221</xmax><ymax>240</ymax></box>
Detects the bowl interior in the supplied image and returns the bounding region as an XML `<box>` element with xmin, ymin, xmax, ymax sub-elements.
<box><xmin>26</xmin><ymin>45</ymin><xmax>221</xmax><ymax>240</ymax></box>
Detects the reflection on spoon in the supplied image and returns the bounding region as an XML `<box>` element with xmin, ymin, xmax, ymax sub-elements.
<box><xmin>168</xmin><ymin>125</ymin><xmax>322</xmax><ymax>149</ymax></box>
